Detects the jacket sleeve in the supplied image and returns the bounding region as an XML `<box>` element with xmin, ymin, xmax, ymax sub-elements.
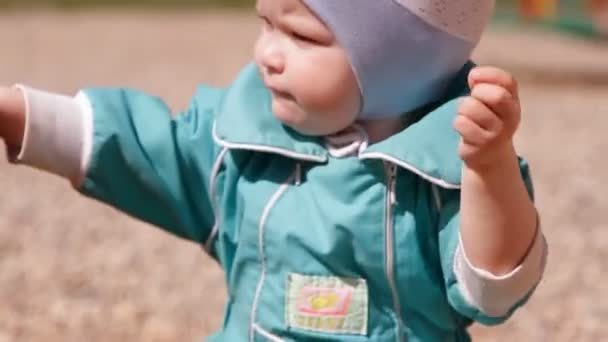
<box><xmin>437</xmin><ymin>159</ymin><xmax>548</xmax><ymax>325</ymax></box>
<box><xmin>13</xmin><ymin>85</ymin><xmax>225</xmax><ymax>245</ymax></box>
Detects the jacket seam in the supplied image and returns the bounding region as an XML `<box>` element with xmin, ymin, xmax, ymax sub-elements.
<box><xmin>252</xmin><ymin>324</ymin><xmax>286</xmax><ymax>342</ymax></box>
<box><xmin>249</xmin><ymin>168</ymin><xmax>297</xmax><ymax>342</ymax></box>
<box><xmin>203</xmin><ymin>146</ymin><xmax>230</xmax><ymax>252</ymax></box>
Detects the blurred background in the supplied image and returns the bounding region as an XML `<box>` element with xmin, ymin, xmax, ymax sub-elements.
<box><xmin>0</xmin><ymin>0</ymin><xmax>606</xmax><ymax>341</ymax></box>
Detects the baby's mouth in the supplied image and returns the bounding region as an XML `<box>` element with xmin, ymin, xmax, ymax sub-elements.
<box><xmin>269</xmin><ymin>87</ymin><xmax>295</xmax><ymax>101</ymax></box>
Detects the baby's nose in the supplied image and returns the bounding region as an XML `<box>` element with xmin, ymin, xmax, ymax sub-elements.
<box><xmin>260</xmin><ymin>44</ymin><xmax>285</xmax><ymax>75</ymax></box>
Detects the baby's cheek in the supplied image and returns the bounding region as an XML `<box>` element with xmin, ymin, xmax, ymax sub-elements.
<box><xmin>322</xmin><ymin>65</ymin><xmax>361</xmax><ymax>116</ymax></box>
<box><xmin>252</xmin><ymin>36</ymin><xmax>265</xmax><ymax>66</ymax></box>
<box><xmin>302</xmin><ymin>76</ymin><xmax>359</xmax><ymax>116</ymax></box>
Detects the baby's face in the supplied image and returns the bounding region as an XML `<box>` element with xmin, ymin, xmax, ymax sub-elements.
<box><xmin>254</xmin><ymin>0</ymin><xmax>361</xmax><ymax>136</ymax></box>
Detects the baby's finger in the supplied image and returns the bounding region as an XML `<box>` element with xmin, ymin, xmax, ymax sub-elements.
<box><xmin>458</xmin><ymin>96</ymin><xmax>502</xmax><ymax>132</ymax></box>
<box><xmin>468</xmin><ymin>66</ymin><xmax>519</xmax><ymax>100</ymax></box>
<box><xmin>453</xmin><ymin>113</ymin><xmax>490</xmax><ymax>146</ymax></box>
<box><xmin>470</xmin><ymin>83</ymin><xmax>519</xmax><ymax>121</ymax></box>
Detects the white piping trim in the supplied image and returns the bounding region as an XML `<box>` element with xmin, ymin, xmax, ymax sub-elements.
<box><xmin>384</xmin><ymin>163</ymin><xmax>405</xmax><ymax>342</ymax></box>
<box><xmin>249</xmin><ymin>168</ymin><xmax>297</xmax><ymax>342</ymax></box>
<box><xmin>431</xmin><ymin>184</ymin><xmax>443</xmax><ymax>212</ymax></box>
<box><xmin>359</xmin><ymin>152</ymin><xmax>461</xmax><ymax>190</ymax></box>
<box><xmin>212</xmin><ymin>122</ymin><xmax>327</xmax><ymax>163</ymax></box>
<box><xmin>204</xmin><ymin>147</ymin><xmax>229</xmax><ymax>252</ymax></box>
<box><xmin>253</xmin><ymin>324</ymin><xmax>286</xmax><ymax>342</ymax></box>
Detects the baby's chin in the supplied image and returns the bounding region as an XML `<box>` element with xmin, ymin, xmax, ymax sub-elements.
<box><xmin>275</xmin><ymin>114</ymin><xmax>350</xmax><ymax>137</ymax></box>
<box><xmin>271</xmin><ymin>96</ymin><xmax>354</xmax><ymax>136</ymax></box>
<box><xmin>273</xmin><ymin>113</ymin><xmax>326</xmax><ymax>136</ymax></box>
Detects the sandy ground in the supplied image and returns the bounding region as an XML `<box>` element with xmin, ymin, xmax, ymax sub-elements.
<box><xmin>0</xmin><ymin>10</ymin><xmax>606</xmax><ymax>342</ymax></box>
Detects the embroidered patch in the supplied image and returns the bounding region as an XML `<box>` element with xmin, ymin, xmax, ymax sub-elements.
<box><xmin>286</xmin><ymin>273</ymin><xmax>368</xmax><ymax>335</ymax></box>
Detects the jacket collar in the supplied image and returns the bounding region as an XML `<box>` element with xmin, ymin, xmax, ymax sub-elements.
<box><xmin>214</xmin><ymin>62</ymin><xmax>473</xmax><ymax>188</ymax></box>
<box><xmin>213</xmin><ymin>63</ymin><xmax>328</xmax><ymax>162</ymax></box>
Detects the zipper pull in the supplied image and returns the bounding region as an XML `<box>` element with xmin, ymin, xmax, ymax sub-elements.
<box><xmin>384</xmin><ymin>163</ymin><xmax>398</xmax><ymax>205</ymax></box>
<box><xmin>390</xmin><ymin>165</ymin><xmax>398</xmax><ymax>205</ymax></box>
<box><xmin>294</xmin><ymin>163</ymin><xmax>302</xmax><ymax>186</ymax></box>
<box><xmin>390</xmin><ymin>164</ymin><xmax>398</xmax><ymax>179</ymax></box>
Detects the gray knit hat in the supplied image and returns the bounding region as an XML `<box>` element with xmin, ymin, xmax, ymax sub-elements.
<box><xmin>302</xmin><ymin>0</ymin><xmax>496</xmax><ymax>119</ymax></box>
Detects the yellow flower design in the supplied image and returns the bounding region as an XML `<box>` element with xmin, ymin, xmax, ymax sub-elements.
<box><xmin>308</xmin><ymin>292</ymin><xmax>339</xmax><ymax>311</ymax></box>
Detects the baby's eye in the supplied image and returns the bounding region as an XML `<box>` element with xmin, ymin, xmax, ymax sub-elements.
<box><xmin>290</xmin><ymin>31</ymin><xmax>317</xmax><ymax>44</ymax></box>
<box><xmin>257</xmin><ymin>15</ymin><xmax>273</xmax><ymax>29</ymax></box>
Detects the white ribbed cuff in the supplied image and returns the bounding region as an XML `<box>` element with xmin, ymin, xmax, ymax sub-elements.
<box><xmin>454</xmin><ymin>226</ymin><xmax>548</xmax><ymax>317</ymax></box>
<box><xmin>13</xmin><ymin>85</ymin><xmax>93</xmax><ymax>186</ymax></box>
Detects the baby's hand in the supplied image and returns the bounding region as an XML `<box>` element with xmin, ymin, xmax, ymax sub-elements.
<box><xmin>454</xmin><ymin>66</ymin><xmax>521</xmax><ymax>170</ymax></box>
<box><xmin>0</xmin><ymin>86</ymin><xmax>26</xmax><ymax>148</ymax></box>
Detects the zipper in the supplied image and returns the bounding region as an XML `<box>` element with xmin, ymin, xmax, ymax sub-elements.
<box><xmin>384</xmin><ymin>162</ymin><xmax>405</xmax><ymax>342</ymax></box>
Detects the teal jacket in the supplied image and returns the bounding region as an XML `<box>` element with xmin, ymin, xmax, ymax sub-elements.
<box><xmin>72</xmin><ymin>63</ymin><xmax>540</xmax><ymax>342</ymax></box>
